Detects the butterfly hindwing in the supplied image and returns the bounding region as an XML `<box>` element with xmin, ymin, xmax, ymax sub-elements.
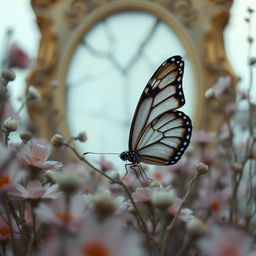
<box><xmin>129</xmin><ymin>56</ymin><xmax>186</xmax><ymax>152</ymax></box>
<box><xmin>135</xmin><ymin>110</ymin><xmax>192</xmax><ymax>165</ymax></box>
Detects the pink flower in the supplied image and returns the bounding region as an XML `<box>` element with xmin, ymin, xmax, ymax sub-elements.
<box><xmin>10</xmin><ymin>180</ymin><xmax>61</xmax><ymax>200</ymax></box>
<box><xmin>96</xmin><ymin>156</ymin><xmax>115</xmax><ymax>171</ymax></box>
<box><xmin>167</xmin><ymin>198</ymin><xmax>194</xmax><ymax>222</ymax></box>
<box><xmin>17</xmin><ymin>139</ymin><xmax>62</xmax><ymax>170</ymax></box>
<box><xmin>35</xmin><ymin>194</ymin><xmax>89</xmax><ymax>230</ymax></box>
<box><xmin>8</xmin><ymin>43</ymin><xmax>30</xmax><ymax>69</ymax></box>
<box><xmin>75</xmin><ymin>216</ymin><xmax>143</xmax><ymax>256</ymax></box>
<box><xmin>198</xmin><ymin>226</ymin><xmax>253</xmax><ymax>256</ymax></box>
<box><xmin>148</xmin><ymin>167</ymin><xmax>173</xmax><ymax>185</ymax></box>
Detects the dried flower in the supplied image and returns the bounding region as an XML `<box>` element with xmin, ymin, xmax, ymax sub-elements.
<box><xmin>196</xmin><ymin>162</ymin><xmax>209</xmax><ymax>175</ymax></box>
<box><xmin>1</xmin><ymin>69</ymin><xmax>16</xmax><ymax>82</ymax></box>
<box><xmin>20</xmin><ymin>131</ymin><xmax>33</xmax><ymax>143</ymax></box>
<box><xmin>76</xmin><ymin>132</ymin><xmax>87</xmax><ymax>142</ymax></box>
<box><xmin>51</xmin><ymin>134</ymin><xmax>64</xmax><ymax>147</ymax></box>
<box><xmin>3</xmin><ymin>117</ymin><xmax>18</xmax><ymax>132</ymax></box>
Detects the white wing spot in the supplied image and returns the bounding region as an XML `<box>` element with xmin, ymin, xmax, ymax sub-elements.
<box><xmin>171</xmin><ymin>58</ymin><xmax>175</xmax><ymax>61</ymax></box>
<box><xmin>186</xmin><ymin>135</ymin><xmax>190</xmax><ymax>139</ymax></box>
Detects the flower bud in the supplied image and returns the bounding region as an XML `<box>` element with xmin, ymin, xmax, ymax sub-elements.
<box><xmin>55</xmin><ymin>172</ymin><xmax>84</xmax><ymax>193</ymax></box>
<box><xmin>232</xmin><ymin>163</ymin><xmax>243</xmax><ymax>173</ymax></box>
<box><xmin>196</xmin><ymin>162</ymin><xmax>209</xmax><ymax>175</ymax></box>
<box><xmin>2</xmin><ymin>69</ymin><xmax>16</xmax><ymax>82</ymax></box>
<box><xmin>93</xmin><ymin>194</ymin><xmax>116</xmax><ymax>217</ymax></box>
<box><xmin>27</xmin><ymin>86</ymin><xmax>41</xmax><ymax>101</ymax></box>
<box><xmin>151</xmin><ymin>189</ymin><xmax>175</xmax><ymax>209</ymax></box>
<box><xmin>249</xmin><ymin>57</ymin><xmax>256</xmax><ymax>66</ymax></box>
<box><xmin>20</xmin><ymin>131</ymin><xmax>33</xmax><ymax>143</ymax></box>
<box><xmin>51</xmin><ymin>134</ymin><xmax>64</xmax><ymax>147</ymax></box>
<box><xmin>186</xmin><ymin>217</ymin><xmax>207</xmax><ymax>238</ymax></box>
<box><xmin>3</xmin><ymin>117</ymin><xmax>18</xmax><ymax>132</ymax></box>
<box><xmin>76</xmin><ymin>132</ymin><xmax>87</xmax><ymax>142</ymax></box>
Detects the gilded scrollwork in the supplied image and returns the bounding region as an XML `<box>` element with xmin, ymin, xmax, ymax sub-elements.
<box><xmin>27</xmin><ymin>0</ymin><xmax>235</xmax><ymax>140</ymax></box>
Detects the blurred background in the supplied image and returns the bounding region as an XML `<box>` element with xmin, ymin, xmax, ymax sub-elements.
<box><xmin>0</xmin><ymin>0</ymin><xmax>255</xmax><ymax>170</ymax></box>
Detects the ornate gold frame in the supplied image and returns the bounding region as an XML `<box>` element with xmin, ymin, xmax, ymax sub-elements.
<box><xmin>27</xmin><ymin>0</ymin><xmax>235</xmax><ymax>142</ymax></box>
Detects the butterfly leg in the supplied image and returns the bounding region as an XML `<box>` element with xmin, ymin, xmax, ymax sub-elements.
<box><xmin>122</xmin><ymin>163</ymin><xmax>130</xmax><ymax>181</ymax></box>
<box><xmin>137</xmin><ymin>164</ymin><xmax>152</xmax><ymax>181</ymax></box>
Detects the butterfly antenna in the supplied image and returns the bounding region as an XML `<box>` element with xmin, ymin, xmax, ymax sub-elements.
<box><xmin>83</xmin><ymin>152</ymin><xmax>119</xmax><ymax>156</ymax></box>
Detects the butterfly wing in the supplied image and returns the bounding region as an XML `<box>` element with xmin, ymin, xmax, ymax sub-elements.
<box><xmin>129</xmin><ymin>55</ymin><xmax>187</xmax><ymax>154</ymax></box>
<box><xmin>135</xmin><ymin>110</ymin><xmax>192</xmax><ymax>165</ymax></box>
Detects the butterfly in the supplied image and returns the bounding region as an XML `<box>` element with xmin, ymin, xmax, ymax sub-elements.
<box><xmin>120</xmin><ymin>56</ymin><xmax>192</xmax><ymax>174</ymax></box>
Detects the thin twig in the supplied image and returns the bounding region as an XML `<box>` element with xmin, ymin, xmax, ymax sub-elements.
<box><xmin>160</xmin><ymin>172</ymin><xmax>201</xmax><ymax>256</ymax></box>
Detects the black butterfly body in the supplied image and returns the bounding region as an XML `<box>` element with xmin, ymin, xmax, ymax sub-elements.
<box><xmin>120</xmin><ymin>55</ymin><xmax>192</xmax><ymax>166</ymax></box>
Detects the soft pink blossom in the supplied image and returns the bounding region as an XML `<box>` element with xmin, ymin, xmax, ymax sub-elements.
<box><xmin>35</xmin><ymin>194</ymin><xmax>89</xmax><ymax>230</ymax></box>
<box><xmin>198</xmin><ymin>226</ymin><xmax>253</xmax><ymax>256</ymax></box>
<box><xmin>96</xmin><ymin>156</ymin><xmax>115</xmax><ymax>171</ymax></box>
<box><xmin>8</xmin><ymin>43</ymin><xmax>31</xmax><ymax>69</ymax></box>
<box><xmin>167</xmin><ymin>198</ymin><xmax>194</xmax><ymax>222</ymax></box>
<box><xmin>148</xmin><ymin>167</ymin><xmax>173</xmax><ymax>185</ymax></box>
<box><xmin>17</xmin><ymin>139</ymin><xmax>62</xmax><ymax>170</ymax></box>
<box><xmin>75</xmin><ymin>215</ymin><xmax>143</xmax><ymax>256</ymax></box>
<box><xmin>10</xmin><ymin>180</ymin><xmax>61</xmax><ymax>200</ymax></box>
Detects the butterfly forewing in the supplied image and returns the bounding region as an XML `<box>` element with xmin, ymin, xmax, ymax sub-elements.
<box><xmin>129</xmin><ymin>56</ymin><xmax>186</xmax><ymax>152</ymax></box>
<box><xmin>135</xmin><ymin>111</ymin><xmax>192</xmax><ymax>165</ymax></box>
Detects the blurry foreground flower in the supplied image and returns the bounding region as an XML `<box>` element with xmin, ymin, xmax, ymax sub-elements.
<box><xmin>35</xmin><ymin>194</ymin><xmax>90</xmax><ymax>230</ymax></box>
<box><xmin>17</xmin><ymin>139</ymin><xmax>63</xmax><ymax>170</ymax></box>
<box><xmin>198</xmin><ymin>226</ymin><xmax>254</xmax><ymax>256</ymax></box>
<box><xmin>75</xmin><ymin>216</ymin><xmax>143</xmax><ymax>256</ymax></box>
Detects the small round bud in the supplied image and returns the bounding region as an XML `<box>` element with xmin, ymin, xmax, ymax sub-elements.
<box><xmin>56</xmin><ymin>172</ymin><xmax>84</xmax><ymax>193</ymax></box>
<box><xmin>51</xmin><ymin>134</ymin><xmax>64</xmax><ymax>147</ymax></box>
<box><xmin>20</xmin><ymin>131</ymin><xmax>33</xmax><ymax>143</ymax></box>
<box><xmin>93</xmin><ymin>194</ymin><xmax>116</xmax><ymax>217</ymax></box>
<box><xmin>196</xmin><ymin>162</ymin><xmax>209</xmax><ymax>175</ymax></box>
<box><xmin>27</xmin><ymin>86</ymin><xmax>41</xmax><ymax>101</ymax></box>
<box><xmin>3</xmin><ymin>117</ymin><xmax>18</xmax><ymax>132</ymax></box>
<box><xmin>151</xmin><ymin>189</ymin><xmax>175</xmax><ymax>209</ymax></box>
<box><xmin>186</xmin><ymin>217</ymin><xmax>207</xmax><ymax>238</ymax></box>
<box><xmin>2</xmin><ymin>69</ymin><xmax>16</xmax><ymax>82</ymax></box>
<box><xmin>247</xmin><ymin>7</ymin><xmax>255</xmax><ymax>14</ymax></box>
<box><xmin>204</xmin><ymin>88</ymin><xmax>215</xmax><ymax>100</ymax></box>
<box><xmin>249</xmin><ymin>57</ymin><xmax>256</xmax><ymax>66</ymax></box>
<box><xmin>232</xmin><ymin>163</ymin><xmax>243</xmax><ymax>173</ymax></box>
<box><xmin>247</xmin><ymin>36</ymin><xmax>253</xmax><ymax>44</ymax></box>
<box><xmin>106</xmin><ymin>170</ymin><xmax>120</xmax><ymax>180</ymax></box>
<box><xmin>76</xmin><ymin>132</ymin><xmax>87</xmax><ymax>142</ymax></box>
